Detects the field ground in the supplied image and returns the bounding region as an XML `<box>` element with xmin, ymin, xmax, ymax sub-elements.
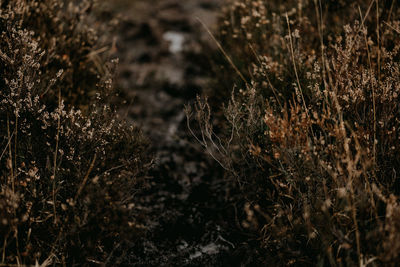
<box><xmin>101</xmin><ymin>0</ymin><xmax>261</xmax><ymax>265</ymax></box>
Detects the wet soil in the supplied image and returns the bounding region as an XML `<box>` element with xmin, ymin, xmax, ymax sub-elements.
<box><xmin>101</xmin><ymin>1</ymin><xmax>262</xmax><ymax>265</ymax></box>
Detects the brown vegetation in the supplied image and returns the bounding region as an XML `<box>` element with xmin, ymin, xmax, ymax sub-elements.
<box><xmin>0</xmin><ymin>1</ymin><xmax>150</xmax><ymax>265</ymax></box>
<box><xmin>188</xmin><ymin>0</ymin><xmax>400</xmax><ymax>265</ymax></box>
<box><xmin>4</xmin><ymin>0</ymin><xmax>400</xmax><ymax>265</ymax></box>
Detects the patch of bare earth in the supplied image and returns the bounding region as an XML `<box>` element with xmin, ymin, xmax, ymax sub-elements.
<box><xmin>100</xmin><ymin>0</ymin><xmax>263</xmax><ymax>265</ymax></box>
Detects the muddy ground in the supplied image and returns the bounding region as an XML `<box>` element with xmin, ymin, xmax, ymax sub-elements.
<box><xmin>100</xmin><ymin>0</ymin><xmax>263</xmax><ymax>265</ymax></box>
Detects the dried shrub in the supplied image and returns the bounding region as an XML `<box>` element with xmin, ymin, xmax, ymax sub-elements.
<box><xmin>188</xmin><ymin>0</ymin><xmax>400</xmax><ymax>265</ymax></box>
<box><xmin>0</xmin><ymin>0</ymin><xmax>115</xmax><ymax>109</ymax></box>
<box><xmin>0</xmin><ymin>1</ymin><xmax>151</xmax><ymax>265</ymax></box>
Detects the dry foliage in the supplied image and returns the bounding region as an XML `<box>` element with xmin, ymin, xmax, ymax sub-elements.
<box><xmin>0</xmin><ymin>0</ymin><xmax>150</xmax><ymax>265</ymax></box>
<box><xmin>188</xmin><ymin>0</ymin><xmax>400</xmax><ymax>265</ymax></box>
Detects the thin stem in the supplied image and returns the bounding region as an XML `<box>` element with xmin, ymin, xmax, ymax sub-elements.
<box><xmin>373</xmin><ymin>0</ymin><xmax>380</xmax><ymax>165</ymax></box>
<box><xmin>52</xmin><ymin>87</ymin><xmax>62</xmax><ymax>224</ymax></box>
<box><xmin>74</xmin><ymin>154</ymin><xmax>97</xmax><ymax>203</ymax></box>
<box><xmin>13</xmin><ymin>113</ymin><xmax>17</xmax><ymax>186</ymax></box>
<box><xmin>314</xmin><ymin>0</ymin><xmax>328</xmax><ymax>91</ymax></box>
<box><xmin>196</xmin><ymin>17</ymin><xmax>248</xmax><ymax>85</ymax></box>
<box><xmin>7</xmin><ymin>115</ymin><xmax>14</xmax><ymax>192</ymax></box>
<box><xmin>285</xmin><ymin>13</ymin><xmax>307</xmax><ymax>112</ymax></box>
<box><xmin>285</xmin><ymin>13</ymin><xmax>315</xmax><ymax>140</ymax></box>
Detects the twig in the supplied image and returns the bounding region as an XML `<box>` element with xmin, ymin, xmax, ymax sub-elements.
<box><xmin>74</xmin><ymin>154</ymin><xmax>97</xmax><ymax>203</ymax></box>
<box><xmin>383</xmin><ymin>21</ymin><xmax>400</xmax><ymax>34</ymax></box>
<box><xmin>0</xmin><ymin>130</ymin><xmax>15</xmax><ymax>162</ymax></box>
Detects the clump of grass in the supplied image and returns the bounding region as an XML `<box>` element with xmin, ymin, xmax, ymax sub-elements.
<box><xmin>0</xmin><ymin>0</ymin><xmax>151</xmax><ymax>265</ymax></box>
<box><xmin>188</xmin><ymin>0</ymin><xmax>400</xmax><ymax>265</ymax></box>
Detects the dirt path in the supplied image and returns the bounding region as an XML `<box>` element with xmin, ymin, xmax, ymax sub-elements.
<box><xmin>113</xmin><ymin>0</ymin><xmax>220</xmax><ymax>144</ymax></box>
<box><xmin>100</xmin><ymin>1</ymin><xmax>261</xmax><ymax>265</ymax></box>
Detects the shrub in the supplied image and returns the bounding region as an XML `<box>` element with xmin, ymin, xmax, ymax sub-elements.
<box><xmin>0</xmin><ymin>0</ymin><xmax>150</xmax><ymax>265</ymax></box>
<box><xmin>212</xmin><ymin>0</ymin><xmax>388</xmax><ymax>100</ymax></box>
<box><xmin>0</xmin><ymin>0</ymin><xmax>115</xmax><ymax>109</ymax></box>
<box><xmin>188</xmin><ymin>0</ymin><xmax>400</xmax><ymax>265</ymax></box>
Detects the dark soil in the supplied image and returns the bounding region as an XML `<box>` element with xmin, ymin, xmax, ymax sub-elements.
<box><xmin>100</xmin><ymin>1</ymin><xmax>263</xmax><ymax>265</ymax></box>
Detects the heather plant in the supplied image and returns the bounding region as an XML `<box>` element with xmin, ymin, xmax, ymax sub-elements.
<box><xmin>212</xmin><ymin>0</ymin><xmax>395</xmax><ymax>101</ymax></box>
<box><xmin>0</xmin><ymin>1</ymin><xmax>150</xmax><ymax>265</ymax></box>
<box><xmin>0</xmin><ymin>0</ymin><xmax>114</xmax><ymax>109</ymax></box>
<box><xmin>188</xmin><ymin>0</ymin><xmax>400</xmax><ymax>265</ymax></box>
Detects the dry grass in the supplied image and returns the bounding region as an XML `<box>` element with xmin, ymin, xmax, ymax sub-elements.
<box><xmin>188</xmin><ymin>0</ymin><xmax>400</xmax><ymax>265</ymax></box>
